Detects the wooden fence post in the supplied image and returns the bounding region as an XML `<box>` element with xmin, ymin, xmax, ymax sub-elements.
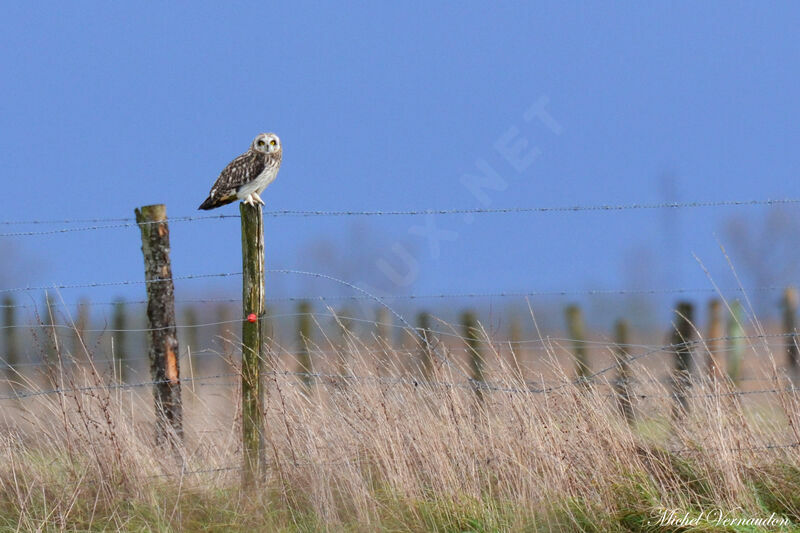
<box><xmin>417</xmin><ymin>311</ymin><xmax>434</xmax><ymax>378</ymax></box>
<box><xmin>261</xmin><ymin>304</ymin><xmax>273</xmax><ymax>350</ymax></box>
<box><xmin>706</xmin><ymin>299</ymin><xmax>724</xmax><ymax>381</ymax></box>
<box><xmin>42</xmin><ymin>292</ymin><xmax>57</xmax><ymax>366</ymax></box>
<box><xmin>613</xmin><ymin>319</ymin><xmax>633</xmax><ymax>425</ymax></box>
<box><xmin>461</xmin><ymin>310</ymin><xmax>483</xmax><ymax>398</ymax></box>
<box><xmin>216</xmin><ymin>303</ymin><xmax>233</xmax><ymax>366</ymax></box>
<box><xmin>135</xmin><ymin>204</ymin><xmax>183</xmax><ymax>446</ymax></box>
<box><xmin>783</xmin><ymin>287</ymin><xmax>799</xmax><ymax>384</ymax></box>
<box><xmin>376</xmin><ymin>307</ymin><xmax>391</xmax><ymax>352</ymax></box>
<box><xmin>73</xmin><ymin>298</ymin><xmax>89</xmax><ymax>359</ymax></box>
<box><xmin>671</xmin><ymin>301</ymin><xmax>694</xmax><ymax>418</ymax></box>
<box><xmin>240</xmin><ymin>202</ymin><xmax>266</xmax><ymax>485</ymax></box>
<box><xmin>3</xmin><ymin>296</ymin><xmax>18</xmax><ymax>371</ymax></box>
<box><xmin>509</xmin><ymin>315</ymin><xmax>523</xmax><ymax>364</ymax></box>
<box><xmin>112</xmin><ymin>298</ymin><xmax>128</xmax><ymax>381</ymax></box>
<box><xmin>727</xmin><ymin>300</ymin><xmax>744</xmax><ymax>385</ymax></box>
<box><xmin>335</xmin><ymin>306</ymin><xmax>353</xmax><ymax>376</ymax></box>
<box><xmin>297</xmin><ymin>301</ymin><xmax>313</xmax><ymax>388</ymax></box>
<box><xmin>565</xmin><ymin>304</ymin><xmax>590</xmax><ymax>382</ymax></box>
<box><xmin>183</xmin><ymin>306</ymin><xmax>199</xmax><ymax>374</ymax></box>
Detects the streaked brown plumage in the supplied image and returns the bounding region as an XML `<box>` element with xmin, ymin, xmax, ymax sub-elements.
<box><xmin>199</xmin><ymin>133</ymin><xmax>282</xmax><ymax>210</ymax></box>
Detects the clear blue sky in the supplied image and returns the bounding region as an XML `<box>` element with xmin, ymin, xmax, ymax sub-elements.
<box><xmin>1</xmin><ymin>3</ymin><xmax>799</xmax><ymax>324</ymax></box>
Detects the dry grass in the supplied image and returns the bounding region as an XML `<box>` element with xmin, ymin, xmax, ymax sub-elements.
<box><xmin>1</xmin><ymin>318</ymin><xmax>800</xmax><ymax>532</ymax></box>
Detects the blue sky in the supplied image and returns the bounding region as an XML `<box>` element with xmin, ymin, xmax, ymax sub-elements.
<box><xmin>1</xmin><ymin>3</ymin><xmax>799</xmax><ymax>325</ymax></box>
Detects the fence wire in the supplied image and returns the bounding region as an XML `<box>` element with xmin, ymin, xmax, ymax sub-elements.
<box><xmin>1</xmin><ymin>197</ymin><xmax>798</xmax><ymax>230</ymax></box>
<box><xmin>2</xmin><ymin>361</ymin><xmax>798</xmax><ymax>402</ymax></box>
<box><xmin>0</xmin><ymin>284</ymin><xmax>793</xmax><ymax>310</ymax></box>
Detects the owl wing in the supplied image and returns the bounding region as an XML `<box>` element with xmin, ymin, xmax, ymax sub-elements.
<box><xmin>198</xmin><ymin>150</ymin><xmax>267</xmax><ymax>210</ymax></box>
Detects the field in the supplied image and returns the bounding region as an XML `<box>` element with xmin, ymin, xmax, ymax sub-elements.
<box><xmin>2</xmin><ymin>307</ymin><xmax>800</xmax><ymax>532</ymax></box>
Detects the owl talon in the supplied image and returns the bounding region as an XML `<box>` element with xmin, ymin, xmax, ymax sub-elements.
<box><xmin>253</xmin><ymin>192</ymin><xmax>265</xmax><ymax>206</ymax></box>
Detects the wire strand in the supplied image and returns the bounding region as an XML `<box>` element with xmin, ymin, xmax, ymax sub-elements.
<box><xmin>0</xmin><ymin>197</ymin><xmax>797</xmax><ymax>232</ymax></box>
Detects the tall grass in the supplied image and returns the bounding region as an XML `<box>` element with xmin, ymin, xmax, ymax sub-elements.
<box><xmin>1</xmin><ymin>315</ymin><xmax>799</xmax><ymax>531</ymax></box>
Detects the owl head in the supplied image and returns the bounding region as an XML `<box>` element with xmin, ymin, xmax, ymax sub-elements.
<box><xmin>252</xmin><ymin>132</ymin><xmax>281</xmax><ymax>155</ymax></box>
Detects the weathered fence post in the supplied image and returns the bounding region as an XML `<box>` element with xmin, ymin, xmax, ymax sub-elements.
<box><xmin>671</xmin><ymin>301</ymin><xmax>694</xmax><ymax>418</ymax></box>
<box><xmin>111</xmin><ymin>298</ymin><xmax>128</xmax><ymax>381</ymax></box>
<box><xmin>297</xmin><ymin>301</ymin><xmax>313</xmax><ymax>388</ymax></box>
<box><xmin>509</xmin><ymin>315</ymin><xmax>523</xmax><ymax>364</ymax></box>
<box><xmin>183</xmin><ymin>306</ymin><xmax>199</xmax><ymax>374</ymax></box>
<box><xmin>613</xmin><ymin>319</ymin><xmax>633</xmax><ymax>425</ymax></box>
<box><xmin>565</xmin><ymin>304</ymin><xmax>590</xmax><ymax>383</ymax></box>
<box><xmin>335</xmin><ymin>306</ymin><xmax>353</xmax><ymax>376</ymax></box>
<box><xmin>706</xmin><ymin>299</ymin><xmax>724</xmax><ymax>381</ymax></box>
<box><xmin>417</xmin><ymin>311</ymin><xmax>434</xmax><ymax>379</ymax></box>
<box><xmin>240</xmin><ymin>202</ymin><xmax>266</xmax><ymax>485</ymax></box>
<box><xmin>135</xmin><ymin>204</ymin><xmax>183</xmax><ymax>446</ymax></box>
<box><xmin>727</xmin><ymin>300</ymin><xmax>744</xmax><ymax>385</ymax></box>
<box><xmin>73</xmin><ymin>298</ymin><xmax>89</xmax><ymax>359</ymax></box>
<box><xmin>261</xmin><ymin>304</ymin><xmax>273</xmax><ymax>350</ymax></box>
<box><xmin>783</xmin><ymin>287</ymin><xmax>799</xmax><ymax>384</ymax></box>
<box><xmin>42</xmin><ymin>292</ymin><xmax>57</xmax><ymax>365</ymax></box>
<box><xmin>216</xmin><ymin>303</ymin><xmax>233</xmax><ymax>366</ymax></box>
<box><xmin>376</xmin><ymin>307</ymin><xmax>391</xmax><ymax>352</ymax></box>
<box><xmin>461</xmin><ymin>310</ymin><xmax>483</xmax><ymax>398</ymax></box>
<box><xmin>3</xmin><ymin>296</ymin><xmax>18</xmax><ymax>371</ymax></box>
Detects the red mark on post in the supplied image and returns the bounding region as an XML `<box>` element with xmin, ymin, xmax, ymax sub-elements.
<box><xmin>247</xmin><ymin>313</ymin><xmax>257</xmax><ymax>323</ymax></box>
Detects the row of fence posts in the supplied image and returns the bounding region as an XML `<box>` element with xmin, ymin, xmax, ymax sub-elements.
<box><xmin>4</xmin><ymin>203</ymin><xmax>800</xmax><ymax>485</ymax></box>
<box><xmin>13</xmin><ymin>288</ymin><xmax>800</xmax><ymax>400</ymax></box>
<box><xmin>7</xmin><ymin>284</ymin><xmax>800</xmax><ymax>402</ymax></box>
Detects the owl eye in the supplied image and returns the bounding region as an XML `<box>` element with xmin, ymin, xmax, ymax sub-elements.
<box><xmin>256</xmin><ymin>140</ymin><xmax>266</xmax><ymax>147</ymax></box>
<box><xmin>269</xmin><ymin>140</ymin><xmax>277</xmax><ymax>146</ymax></box>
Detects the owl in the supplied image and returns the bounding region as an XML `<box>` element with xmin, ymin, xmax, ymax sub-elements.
<box><xmin>198</xmin><ymin>132</ymin><xmax>282</xmax><ymax>210</ymax></box>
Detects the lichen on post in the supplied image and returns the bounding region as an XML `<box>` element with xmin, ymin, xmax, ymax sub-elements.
<box><xmin>240</xmin><ymin>202</ymin><xmax>265</xmax><ymax>486</ymax></box>
<box><xmin>135</xmin><ymin>204</ymin><xmax>183</xmax><ymax>447</ymax></box>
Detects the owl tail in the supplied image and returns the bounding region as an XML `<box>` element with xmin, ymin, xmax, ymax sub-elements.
<box><xmin>198</xmin><ymin>194</ymin><xmax>237</xmax><ymax>210</ymax></box>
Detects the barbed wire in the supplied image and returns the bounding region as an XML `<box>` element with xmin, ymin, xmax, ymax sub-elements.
<box><xmin>1</xmin><ymin>198</ymin><xmax>797</xmax><ymax>230</ymax></box>
<box><xmin>0</xmin><ymin>272</ymin><xmax>242</xmax><ymax>294</ymax></box>
<box><xmin>0</xmin><ymin>214</ymin><xmax>239</xmax><ymax>238</ymax></box>
<box><xmin>0</xmin><ymin>372</ymin><xmax>239</xmax><ymax>401</ymax></box>
<box><xmin>0</xmin><ymin>314</ymin><xmax>796</xmax><ymax>371</ymax></box>
<box><xmin>1</xmin><ymin>284</ymin><xmax>793</xmax><ymax>310</ymax></box>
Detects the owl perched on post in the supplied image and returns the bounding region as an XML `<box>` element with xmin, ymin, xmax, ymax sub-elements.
<box><xmin>198</xmin><ymin>133</ymin><xmax>282</xmax><ymax>210</ymax></box>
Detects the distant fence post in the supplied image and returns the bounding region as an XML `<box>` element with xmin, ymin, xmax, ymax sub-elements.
<box><xmin>261</xmin><ymin>304</ymin><xmax>273</xmax><ymax>351</ymax></box>
<box><xmin>42</xmin><ymin>292</ymin><xmax>57</xmax><ymax>366</ymax></box>
<box><xmin>565</xmin><ymin>305</ymin><xmax>589</xmax><ymax>383</ymax></box>
<box><xmin>240</xmin><ymin>202</ymin><xmax>266</xmax><ymax>485</ymax></box>
<box><xmin>671</xmin><ymin>302</ymin><xmax>694</xmax><ymax>418</ymax></box>
<box><xmin>461</xmin><ymin>310</ymin><xmax>483</xmax><ymax>398</ymax></box>
<box><xmin>73</xmin><ymin>298</ymin><xmax>89</xmax><ymax>359</ymax></box>
<box><xmin>112</xmin><ymin>298</ymin><xmax>128</xmax><ymax>382</ymax></box>
<box><xmin>216</xmin><ymin>303</ymin><xmax>233</xmax><ymax>366</ymax></box>
<box><xmin>135</xmin><ymin>204</ymin><xmax>183</xmax><ymax>447</ymax></box>
<box><xmin>376</xmin><ymin>307</ymin><xmax>391</xmax><ymax>352</ymax></box>
<box><xmin>613</xmin><ymin>319</ymin><xmax>633</xmax><ymax>425</ymax></box>
<box><xmin>417</xmin><ymin>311</ymin><xmax>434</xmax><ymax>379</ymax></box>
<box><xmin>335</xmin><ymin>306</ymin><xmax>353</xmax><ymax>376</ymax></box>
<box><xmin>726</xmin><ymin>300</ymin><xmax>744</xmax><ymax>385</ymax></box>
<box><xmin>183</xmin><ymin>306</ymin><xmax>199</xmax><ymax>374</ymax></box>
<box><xmin>706</xmin><ymin>299</ymin><xmax>724</xmax><ymax>381</ymax></box>
<box><xmin>3</xmin><ymin>296</ymin><xmax>18</xmax><ymax>371</ymax></box>
<box><xmin>297</xmin><ymin>301</ymin><xmax>313</xmax><ymax>389</ymax></box>
<box><xmin>783</xmin><ymin>287</ymin><xmax>799</xmax><ymax>385</ymax></box>
<box><xmin>509</xmin><ymin>315</ymin><xmax>523</xmax><ymax>365</ymax></box>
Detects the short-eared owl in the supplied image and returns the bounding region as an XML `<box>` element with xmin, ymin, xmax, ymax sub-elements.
<box><xmin>198</xmin><ymin>132</ymin><xmax>282</xmax><ymax>210</ymax></box>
